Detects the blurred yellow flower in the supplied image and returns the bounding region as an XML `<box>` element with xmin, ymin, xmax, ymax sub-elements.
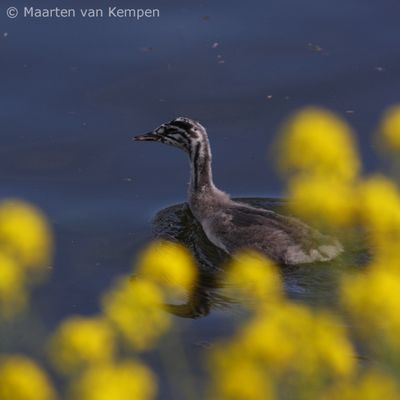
<box><xmin>279</xmin><ymin>107</ymin><xmax>360</xmax><ymax>181</ymax></box>
<box><xmin>324</xmin><ymin>370</ymin><xmax>399</xmax><ymax>400</ymax></box>
<box><xmin>288</xmin><ymin>175</ymin><xmax>356</xmax><ymax>226</ymax></box>
<box><xmin>136</xmin><ymin>240</ymin><xmax>197</xmax><ymax>294</ymax></box>
<box><xmin>210</xmin><ymin>301</ymin><xmax>355</xmax><ymax>400</ymax></box>
<box><xmin>358</xmin><ymin>175</ymin><xmax>400</xmax><ymax>229</ymax></box>
<box><xmin>239</xmin><ymin>309</ymin><xmax>297</xmax><ymax>370</ymax></box>
<box><xmin>69</xmin><ymin>361</ymin><xmax>156</xmax><ymax>400</ymax></box>
<box><xmin>379</xmin><ymin>104</ymin><xmax>400</xmax><ymax>151</ymax></box>
<box><xmin>311</xmin><ymin>311</ymin><xmax>356</xmax><ymax>377</ymax></box>
<box><xmin>0</xmin><ymin>200</ymin><xmax>52</xmax><ymax>271</ymax></box>
<box><xmin>0</xmin><ymin>355</ymin><xmax>56</xmax><ymax>400</ymax></box>
<box><xmin>341</xmin><ymin>268</ymin><xmax>400</xmax><ymax>352</ymax></box>
<box><xmin>0</xmin><ymin>253</ymin><xmax>27</xmax><ymax>319</ymax></box>
<box><xmin>49</xmin><ymin>316</ymin><xmax>115</xmax><ymax>374</ymax></box>
<box><xmin>357</xmin><ymin>176</ymin><xmax>400</xmax><ymax>263</ymax></box>
<box><xmin>102</xmin><ymin>276</ymin><xmax>170</xmax><ymax>351</ymax></box>
<box><xmin>224</xmin><ymin>250</ymin><xmax>283</xmax><ymax>305</ymax></box>
<box><xmin>211</xmin><ymin>302</ymin><xmax>355</xmax><ymax>392</ymax></box>
<box><xmin>240</xmin><ymin>303</ymin><xmax>355</xmax><ymax>377</ymax></box>
<box><xmin>211</xmin><ymin>356</ymin><xmax>274</xmax><ymax>400</ymax></box>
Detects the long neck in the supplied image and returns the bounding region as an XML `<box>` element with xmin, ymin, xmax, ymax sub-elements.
<box><xmin>189</xmin><ymin>138</ymin><xmax>214</xmax><ymax>193</ymax></box>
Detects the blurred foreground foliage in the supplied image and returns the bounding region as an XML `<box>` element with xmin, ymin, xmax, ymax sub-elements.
<box><xmin>1</xmin><ymin>105</ymin><xmax>400</xmax><ymax>399</ymax></box>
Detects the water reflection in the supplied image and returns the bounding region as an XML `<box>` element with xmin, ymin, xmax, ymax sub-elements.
<box><xmin>152</xmin><ymin>198</ymin><xmax>369</xmax><ymax>318</ymax></box>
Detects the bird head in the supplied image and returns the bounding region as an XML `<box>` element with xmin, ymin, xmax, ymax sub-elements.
<box><xmin>132</xmin><ymin>117</ymin><xmax>207</xmax><ymax>153</ymax></box>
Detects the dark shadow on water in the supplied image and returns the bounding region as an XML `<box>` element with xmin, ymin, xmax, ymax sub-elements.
<box><xmin>152</xmin><ymin>198</ymin><xmax>370</xmax><ymax>319</ymax></box>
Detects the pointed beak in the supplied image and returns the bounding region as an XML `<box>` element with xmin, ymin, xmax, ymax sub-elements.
<box><xmin>130</xmin><ymin>132</ymin><xmax>160</xmax><ymax>142</ymax></box>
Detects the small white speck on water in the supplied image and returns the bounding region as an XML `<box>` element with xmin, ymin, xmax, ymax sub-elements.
<box><xmin>3</xmin><ymin>32</ymin><xmax>8</xmax><ymax>38</ymax></box>
<box><xmin>218</xmin><ymin>60</ymin><xmax>225</xmax><ymax>64</ymax></box>
<box><xmin>307</xmin><ymin>42</ymin><xmax>323</xmax><ymax>52</ymax></box>
<box><xmin>267</xmin><ymin>95</ymin><xmax>273</xmax><ymax>100</ymax></box>
<box><xmin>374</xmin><ymin>66</ymin><xmax>385</xmax><ymax>72</ymax></box>
<box><xmin>345</xmin><ymin>110</ymin><xmax>355</xmax><ymax>114</ymax></box>
<box><xmin>212</xmin><ymin>42</ymin><xmax>219</xmax><ymax>49</ymax></box>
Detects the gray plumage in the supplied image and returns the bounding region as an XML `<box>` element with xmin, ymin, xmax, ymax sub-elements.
<box><xmin>133</xmin><ymin>117</ymin><xmax>343</xmax><ymax>265</ymax></box>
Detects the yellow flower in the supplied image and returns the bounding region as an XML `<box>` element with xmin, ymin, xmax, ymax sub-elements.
<box><xmin>69</xmin><ymin>361</ymin><xmax>156</xmax><ymax>400</ymax></box>
<box><xmin>136</xmin><ymin>240</ymin><xmax>197</xmax><ymax>294</ymax></box>
<box><xmin>357</xmin><ymin>176</ymin><xmax>400</xmax><ymax>263</ymax></box>
<box><xmin>211</xmin><ymin>356</ymin><xmax>274</xmax><ymax>400</ymax></box>
<box><xmin>379</xmin><ymin>104</ymin><xmax>400</xmax><ymax>150</ymax></box>
<box><xmin>0</xmin><ymin>200</ymin><xmax>52</xmax><ymax>271</ymax></box>
<box><xmin>102</xmin><ymin>276</ymin><xmax>170</xmax><ymax>351</ymax></box>
<box><xmin>224</xmin><ymin>250</ymin><xmax>283</xmax><ymax>305</ymax></box>
<box><xmin>0</xmin><ymin>355</ymin><xmax>56</xmax><ymax>400</ymax></box>
<box><xmin>324</xmin><ymin>370</ymin><xmax>399</xmax><ymax>400</ymax></box>
<box><xmin>0</xmin><ymin>253</ymin><xmax>27</xmax><ymax>319</ymax></box>
<box><xmin>231</xmin><ymin>303</ymin><xmax>354</xmax><ymax>377</ymax></box>
<box><xmin>358</xmin><ymin>176</ymin><xmax>400</xmax><ymax>229</ymax></box>
<box><xmin>288</xmin><ymin>175</ymin><xmax>356</xmax><ymax>227</ymax></box>
<box><xmin>311</xmin><ymin>311</ymin><xmax>356</xmax><ymax>377</ymax></box>
<box><xmin>278</xmin><ymin>107</ymin><xmax>360</xmax><ymax>181</ymax></box>
<box><xmin>210</xmin><ymin>302</ymin><xmax>354</xmax><ymax>400</ymax></box>
<box><xmin>341</xmin><ymin>268</ymin><xmax>400</xmax><ymax>351</ymax></box>
<box><xmin>48</xmin><ymin>316</ymin><xmax>115</xmax><ymax>374</ymax></box>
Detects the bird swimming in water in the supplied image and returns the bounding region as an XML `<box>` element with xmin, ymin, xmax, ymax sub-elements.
<box><xmin>132</xmin><ymin>117</ymin><xmax>343</xmax><ymax>265</ymax></box>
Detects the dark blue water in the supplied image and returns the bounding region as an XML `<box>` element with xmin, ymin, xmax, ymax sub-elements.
<box><xmin>0</xmin><ymin>0</ymin><xmax>398</xmax><ymax>397</ymax></box>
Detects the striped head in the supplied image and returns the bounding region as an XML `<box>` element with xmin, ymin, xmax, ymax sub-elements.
<box><xmin>132</xmin><ymin>117</ymin><xmax>208</xmax><ymax>153</ymax></box>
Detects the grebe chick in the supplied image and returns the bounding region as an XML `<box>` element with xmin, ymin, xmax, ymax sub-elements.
<box><xmin>132</xmin><ymin>117</ymin><xmax>343</xmax><ymax>265</ymax></box>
